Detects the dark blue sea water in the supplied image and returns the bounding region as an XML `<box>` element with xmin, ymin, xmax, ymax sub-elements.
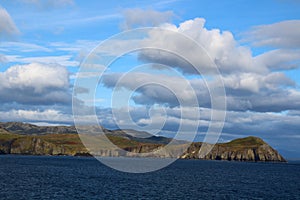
<box><xmin>0</xmin><ymin>155</ymin><xmax>299</xmax><ymax>200</ymax></box>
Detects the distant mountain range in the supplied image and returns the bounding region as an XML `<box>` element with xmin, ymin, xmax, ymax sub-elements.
<box><xmin>0</xmin><ymin>122</ymin><xmax>286</xmax><ymax>162</ymax></box>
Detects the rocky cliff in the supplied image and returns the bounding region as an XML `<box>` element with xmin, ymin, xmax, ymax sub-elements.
<box><xmin>180</xmin><ymin>137</ymin><xmax>286</xmax><ymax>162</ymax></box>
<box><xmin>0</xmin><ymin>133</ymin><xmax>84</xmax><ymax>156</ymax></box>
<box><xmin>0</xmin><ymin>123</ymin><xmax>286</xmax><ymax>162</ymax></box>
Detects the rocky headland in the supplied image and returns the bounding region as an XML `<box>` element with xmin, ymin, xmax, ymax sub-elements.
<box><xmin>0</xmin><ymin>122</ymin><xmax>286</xmax><ymax>162</ymax></box>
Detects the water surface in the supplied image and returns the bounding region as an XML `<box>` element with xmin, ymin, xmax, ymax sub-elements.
<box><xmin>0</xmin><ymin>155</ymin><xmax>299</xmax><ymax>199</ymax></box>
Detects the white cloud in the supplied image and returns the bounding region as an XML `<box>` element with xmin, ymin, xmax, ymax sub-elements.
<box><xmin>246</xmin><ymin>20</ymin><xmax>300</xmax><ymax>48</ymax></box>
<box><xmin>0</xmin><ymin>109</ymin><xmax>73</xmax><ymax>123</ymax></box>
<box><xmin>221</xmin><ymin>71</ymin><xmax>299</xmax><ymax>112</ymax></box>
<box><xmin>254</xmin><ymin>49</ymin><xmax>300</xmax><ymax>70</ymax></box>
<box><xmin>226</xmin><ymin>88</ymin><xmax>300</xmax><ymax>112</ymax></box>
<box><xmin>0</xmin><ymin>7</ymin><xmax>20</xmax><ymax>40</ymax></box>
<box><xmin>0</xmin><ymin>63</ymin><xmax>71</xmax><ymax>104</ymax></box>
<box><xmin>223</xmin><ymin>72</ymin><xmax>295</xmax><ymax>93</ymax></box>
<box><xmin>0</xmin><ymin>63</ymin><xmax>68</xmax><ymax>92</ymax></box>
<box><xmin>116</xmin><ymin>18</ymin><xmax>300</xmax><ymax>113</ymax></box>
<box><xmin>139</xmin><ymin>18</ymin><xmax>300</xmax><ymax>76</ymax></box>
<box><xmin>224</xmin><ymin>109</ymin><xmax>300</xmax><ymax>137</ymax></box>
<box><xmin>122</xmin><ymin>8</ymin><xmax>174</xmax><ymax>29</ymax></box>
<box><xmin>139</xmin><ymin>18</ymin><xmax>264</xmax><ymax>75</ymax></box>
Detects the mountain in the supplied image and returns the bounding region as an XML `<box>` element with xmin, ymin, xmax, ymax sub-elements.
<box><xmin>0</xmin><ymin>122</ymin><xmax>77</xmax><ymax>134</ymax></box>
<box><xmin>0</xmin><ymin>127</ymin><xmax>10</xmax><ymax>134</ymax></box>
<box><xmin>0</xmin><ymin>122</ymin><xmax>286</xmax><ymax>162</ymax></box>
<box><xmin>0</xmin><ymin>122</ymin><xmax>176</xmax><ymax>144</ymax></box>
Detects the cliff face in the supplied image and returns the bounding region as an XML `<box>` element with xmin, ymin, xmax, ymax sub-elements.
<box><xmin>0</xmin><ymin>137</ymin><xmax>72</xmax><ymax>155</ymax></box>
<box><xmin>0</xmin><ymin>135</ymin><xmax>286</xmax><ymax>162</ymax></box>
<box><xmin>0</xmin><ymin>133</ymin><xmax>87</xmax><ymax>156</ymax></box>
<box><xmin>0</xmin><ymin>124</ymin><xmax>287</xmax><ymax>162</ymax></box>
<box><xmin>180</xmin><ymin>137</ymin><xmax>286</xmax><ymax>162</ymax></box>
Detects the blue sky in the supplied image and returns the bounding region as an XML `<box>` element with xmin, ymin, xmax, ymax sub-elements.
<box><xmin>0</xmin><ymin>0</ymin><xmax>300</xmax><ymax>159</ymax></box>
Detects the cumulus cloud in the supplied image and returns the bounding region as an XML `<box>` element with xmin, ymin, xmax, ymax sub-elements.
<box><xmin>0</xmin><ymin>7</ymin><xmax>20</xmax><ymax>40</ymax></box>
<box><xmin>138</xmin><ymin>18</ymin><xmax>300</xmax><ymax>76</ymax></box>
<box><xmin>246</xmin><ymin>20</ymin><xmax>300</xmax><ymax>48</ymax></box>
<box><xmin>0</xmin><ymin>63</ymin><xmax>71</xmax><ymax>105</ymax></box>
<box><xmin>138</xmin><ymin>18</ymin><xmax>263</xmax><ymax>75</ymax></box>
<box><xmin>110</xmin><ymin>18</ymin><xmax>299</xmax><ymax>113</ymax></box>
<box><xmin>122</xmin><ymin>8</ymin><xmax>174</xmax><ymax>29</ymax></box>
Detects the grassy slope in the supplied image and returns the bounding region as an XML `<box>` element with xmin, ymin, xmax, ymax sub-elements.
<box><xmin>220</xmin><ymin>136</ymin><xmax>265</xmax><ymax>148</ymax></box>
<box><xmin>0</xmin><ymin>130</ymin><xmax>164</xmax><ymax>153</ymax></box>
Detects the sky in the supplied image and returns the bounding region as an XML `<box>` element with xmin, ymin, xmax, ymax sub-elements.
<box><xmin>0</xmin><ymin>0</ymin><xmax>300</xmax><ymax>159</ymax></box>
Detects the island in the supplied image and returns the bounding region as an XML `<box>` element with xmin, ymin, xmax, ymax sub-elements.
<box><xmin>0</xmin><ymin>122</ymin><xmax>286</xmax><ymax>162</ymax></box>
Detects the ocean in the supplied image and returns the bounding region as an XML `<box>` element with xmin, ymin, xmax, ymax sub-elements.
<box><xmin>0</xmin><ymin>155</ymin><xmax>299</xmax><ymax>199</ymax></box>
